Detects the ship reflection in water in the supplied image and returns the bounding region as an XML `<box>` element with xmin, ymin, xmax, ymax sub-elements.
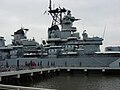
<box><xmin>28</xmin><ymin>74</ymin><xmax>120</xmax><ymax>90</ymax></box>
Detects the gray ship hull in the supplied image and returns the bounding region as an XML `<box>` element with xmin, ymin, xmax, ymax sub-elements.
<box><xmin>5</xmin><ymin>56</ymin><xmax>120</xmax><ymax>68</ymax></box>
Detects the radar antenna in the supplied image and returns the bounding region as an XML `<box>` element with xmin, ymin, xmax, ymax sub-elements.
<box><xmin>20</xmin><ymin>27</ymin><xmax>29</xmax><ymax>36</ymax></box>
<box><xmin>20</xmin><ymin>24</ymin><xmax>29</xmax><ymax>35</ymax></box>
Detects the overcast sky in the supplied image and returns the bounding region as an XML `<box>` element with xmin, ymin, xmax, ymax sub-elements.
<box><xmin>0</xmin><ymin>0</ymin><xmax>120</xmax><ymax>51</ymax></box>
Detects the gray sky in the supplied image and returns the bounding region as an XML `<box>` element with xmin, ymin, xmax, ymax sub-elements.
<box><xmin>0</xmin><ymin>0</ymin><xmax>120</xmax><ymax>51</ymax></box>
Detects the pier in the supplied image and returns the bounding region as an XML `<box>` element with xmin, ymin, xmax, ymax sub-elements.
<box><xmin>0</xmin><ymin>67</ymin><xmax>59</xmax><ymax>82</ymax></box>
<box><xmin>59</xmin><ymin>67</ymin><xmax>120</xmax><ymax>74</ymax></box>
<box><xmin>60</xmin><ymin>66</ymin><xmax>120</xmax><ymax>71</ymax></box>
<box><xmin>1</xmin><ymin>66</ymin><xmax>120</xmax><ymax>89</ymax></box>
<box><xmin>1</xmin><ymin>66</ymin><xmax>120</xmax><ymax>82</ymax></box>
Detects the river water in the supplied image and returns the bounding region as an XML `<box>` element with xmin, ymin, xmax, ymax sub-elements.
<box><xmin>25</xmin><ymin>73</ymin><xmax>120</xmax><ymax>90</ymax></box>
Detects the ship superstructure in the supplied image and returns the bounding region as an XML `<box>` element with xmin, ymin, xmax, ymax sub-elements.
<box><xmin>11</xmin><ymin>27</ymin><xmax>42</xmax><ymax>58</ymax></box>
<box><xmin>43</xmin><ymin>0</ymin><xmax>103</xmax><ymax>57</ymax></box>
<box><xmin>0</xmin><ymin>0</ymin><xmax>120</xmax><ymax>69</ymax></box>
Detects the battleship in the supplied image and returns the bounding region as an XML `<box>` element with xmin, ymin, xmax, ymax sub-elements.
<box><xmin>0</xmin><ymin>0</ymin><xmax>120</xmax><ymax>70</ymax></box>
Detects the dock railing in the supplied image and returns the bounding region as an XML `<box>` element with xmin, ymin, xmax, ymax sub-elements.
<box><xmin>0</xmin><ymin>84</ymin><xmax>56</xmax><ymax>90</ymax></box>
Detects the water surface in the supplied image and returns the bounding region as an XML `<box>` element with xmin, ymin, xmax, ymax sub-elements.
<box><xmin>28</xmin><ymin>73</ymin><xmax>120</xmax><ymax>90</ymax></box>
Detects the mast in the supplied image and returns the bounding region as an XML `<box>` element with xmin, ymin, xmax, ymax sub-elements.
<box><xmin>48</xmin><ymin>0</ymin><xmax>67</xmax><ymax>26</ymax></box>
<box><xmin>49</xmin><ymin>0</ymin><xmax>52</xmax><ymax>10</ymax></box>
